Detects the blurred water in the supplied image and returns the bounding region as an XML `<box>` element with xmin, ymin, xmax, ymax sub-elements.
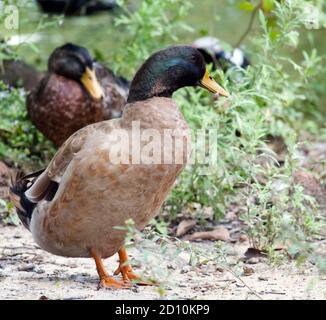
<box><xmin>3</xmin><ymin>1</ymin><xmax>325</xmax><ymax>69</ymax></box>
<box><xmin>1</xmin><ymin>1</ymin><xmax>254</xmax><ymax>67</ymax></box>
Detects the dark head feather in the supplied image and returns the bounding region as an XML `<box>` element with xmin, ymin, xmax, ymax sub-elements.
<box><xmin>127</xmin><ymin>46</ymin><xmax>206</xmax><ymax>103</ymax></box>
<box><xmin>48</xmin><ymin>43</ymin><xmax>94</xmax><ymax>81</ymax></box>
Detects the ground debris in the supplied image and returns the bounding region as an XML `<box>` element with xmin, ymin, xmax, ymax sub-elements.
<box><xmin>176</xmin><ymin>219</ymin><xmax>196</xmax><ymax>237</ymax></box>
<box><xmin>185</xmin><ymin>226</ymin><xmax>230</xmax><ymax>242</ymax></box>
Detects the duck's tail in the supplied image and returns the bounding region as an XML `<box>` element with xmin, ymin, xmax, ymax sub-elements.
<box><xmin>9</xmin><ymin>169</ymin><xmax>44</xmax><ymax>230</ymax></box>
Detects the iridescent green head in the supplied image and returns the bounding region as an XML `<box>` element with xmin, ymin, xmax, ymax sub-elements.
<box><xmin>127</xmin><ymin>45</ymin><xmax>228</xmax><ymax>103</ymax></box>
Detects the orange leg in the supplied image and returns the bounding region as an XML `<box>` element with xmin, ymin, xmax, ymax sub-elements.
<box><xmin>114</xmin><ymin>247</ymin><xmax>157</xmax><ymax>286</ymax></box>
<box><xmin>90</xmin><ymin>249</ymin><xmax>130</xmax><ymax>289</ymax></box>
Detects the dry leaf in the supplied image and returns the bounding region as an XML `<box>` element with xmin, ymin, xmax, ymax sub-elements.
<box><xmin>176</xmin><ymin>219</ymin><xmax>196</xmax><ymax>237</ymax></box>
<box><xmin>187</xmin><ymin>226</ymin><xmax>230</xmax><ymax>241</ymax></box>
<box><xmin>243</xmin><ymin>266</ymin><xmax>254</xmax><ymax>276</ymax></box>
<box><xmin>244</xmin><ymin>248</ymin><xmax>267</xmax><ymax>260</ymax></box>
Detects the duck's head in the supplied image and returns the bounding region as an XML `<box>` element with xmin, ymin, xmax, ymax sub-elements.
<box><xmin>48</xmin><ymin>43</ymin><xmax>104</xmax><ymax>100</ymax></box>
<box><xmin>127</xmin><ymin>45</ymin><xmax>229</xmax><ymax>103</ymax></box>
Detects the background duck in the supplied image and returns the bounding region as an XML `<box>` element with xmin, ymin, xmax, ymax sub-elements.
<box><xmin>192</xmin><ymin>36</ymin><xmax>250</xmax><ymax>71</ymax></box>
<box><xmin>0</xmin><ymin>59</ymin><xmax>43</xmax><ymax>92</ymax></box>
<box><xmin>10</xmin><ymin>45</ymin><xmax>228</xmax><ymax>289</ymax></box>
<box><xmin>36</xmin><ymin>0</ymin><xmax>117</xmax><ymax>16</ymax></box>
<box><xmin>27</xmin><ymin>43</ymin><xmax>129</xmax><ymax>147</ymax></box>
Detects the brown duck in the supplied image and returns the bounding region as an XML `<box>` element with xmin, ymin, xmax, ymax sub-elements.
<box><xmin>10</xmin><ymin>45</ymin><xmax>228</xmax><ymax>289</ymax></box>
<box><xmin>27</xmin><ymin>43</ymin><xmax>129</xmax><ymax>147</ymax></box>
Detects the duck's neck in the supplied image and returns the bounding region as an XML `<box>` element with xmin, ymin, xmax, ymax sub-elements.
<box><xmin>122</xmin><ymin>97</ymin><xmax>185</xmax><ymax>130</ymax></box>
<box><xmin>126</xmin><ymin>55</ymin><xmax>181</xmax><ymax>104</ymax></box>
<box><xmin>127</xmin><ymin>82</ymin><xmax>173</xmax><ymax>103</ymax></box>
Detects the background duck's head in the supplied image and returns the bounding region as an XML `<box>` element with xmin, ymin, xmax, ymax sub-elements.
<box><xmin>127</xmin><ymin>45</ymin><xmax>229</xmax><ymax>103</ymax></box>
<box><xmin>48</xmin><ymin>43</ymin><xmax>104</xmax><ymax>100</ymax></box>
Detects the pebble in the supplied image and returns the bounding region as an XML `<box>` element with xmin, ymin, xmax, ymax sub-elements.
<box><xmin>243</xmin><ymin>266</ymin><xmax>254</xmax><ymax>276</ymax></box>
<box><xmin>34</xmin><ymin>268</ymin><xmax>45</xmax><ymax>274</ymax></box>
<box><xmin>180</xmin><ymin>266</ymin><xmax>191</xmax><ymax>274</ymax></box>
<box><xmin>246</xmin><ymin>257</ymin><xmax>260</xmax><ymax>264</ymax></box>
<box><xmin>258</xmin><ymin>276</ymin><xmax>269</xmax><ymax>281</ymax></box>
<box><xmin>167</xmin><ymin>264</ymin><xmax>176</xmax><ymax>270</ymax></box>
<box><xmin>239</xmin><ymin>234</ymin><xmax>248</xmax><ymax>242</ymax></box>
<box><xmin>18</xmin><ymin>264</ymin><xmax>35</xmax><ymax>272</ymax></box>
<box><xmin>132</xmin><ymin>287</ymin><xmax>140</xmax><ymax>293</ymax></box>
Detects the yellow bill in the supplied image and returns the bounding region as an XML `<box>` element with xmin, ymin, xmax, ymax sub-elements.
<box><xmin>199</xmin><ymin>68</ymin><xmax>229</xmax><ymax>97</ymax></box>
<box><xmin>81</xmin><ymin>67</ymin><xmax>104</xmax><ymax>100</ymax></box>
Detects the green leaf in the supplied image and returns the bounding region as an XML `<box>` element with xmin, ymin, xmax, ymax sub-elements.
<box><xmin>238</xmin><ymin>1</ymin><xmax>256</xmax><ymax>11</ymax></box>
<box><xmin>262</xmin><ymin>0</ymin><xmax>274</xmax><ymax>13</ymax></box>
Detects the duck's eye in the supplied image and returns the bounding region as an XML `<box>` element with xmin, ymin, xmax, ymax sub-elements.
<box><xmin>190</xmin><ymin>55</ymin><xmax>198</xmax><ymax>63</ymax></box>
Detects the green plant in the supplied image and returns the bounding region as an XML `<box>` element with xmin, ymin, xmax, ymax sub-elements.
<box><xmin>0</xmin><ymin>82</ymin><xmax>55</xmax><ymax>169</ymax></box>
<box><xmin>164</xmin><ymin>0</ymin><xmax>326</xmax><ymax>252</ymax></box>
<box><xmin>112</xmin><ymin>0</ymin><xmax>193</xmax><ymax>78</ymax></box>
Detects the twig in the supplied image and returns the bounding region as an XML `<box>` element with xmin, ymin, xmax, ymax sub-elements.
<box><xmin>234</xmin><ymin>1</ymin><xmax>262</xmax><ymax>50</ymax></box>
<box><xmin>222</xmin><ymin>265</ymin><xmax>264</xmax><ymax>300</ymax></box>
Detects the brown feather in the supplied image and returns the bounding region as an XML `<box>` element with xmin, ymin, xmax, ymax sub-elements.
<box><xmin>27</xmin><ymin>63</ymin><xmax>128</xmax><ymax>147</ymax></box>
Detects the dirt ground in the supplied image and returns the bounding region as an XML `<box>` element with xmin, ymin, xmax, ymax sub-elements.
<box><xmin>1</xmin><ymin>223</ymin><xmax>326</xmax><ymax>300</ymax></box>
<box><xmin>1</xmin><ymin>137</ymin><xmax>326</xmax><ymax>300</ymax></box>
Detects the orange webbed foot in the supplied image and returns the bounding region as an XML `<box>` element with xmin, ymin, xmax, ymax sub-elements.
<box><xmin>115</xmin><ymin>248</ymin><xmax>158</xmax><ymax>286</ymax></box>
<box><xmin>98</xmin><ymin>276</ymin><xmax>131</xmax><ymax>290</ymax></box>
<box><xmin>90</xmin><ymin>248</ymin><xmax>132</xmax><ymax>290</ymax></box>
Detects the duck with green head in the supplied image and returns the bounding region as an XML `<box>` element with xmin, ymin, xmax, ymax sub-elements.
<box><xmin>27</xmin><ymin>43</ymin><xmax>129</xmax><ymax>147</ymax></box>
<box><xmin>11</xmin><ymin>45</ymin><xmax>228</xmax><ymax>289</ymax></box>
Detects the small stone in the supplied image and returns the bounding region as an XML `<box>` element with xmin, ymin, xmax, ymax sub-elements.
<box><xmin>18</xmin><ymin>264</ymin><xmax>35</xmax><ymax>272</ymax></box>
<box><xmin>132</xmin><ymin>287</ymin><xmax>140</xmax><ymax>293</ymax></box>
<box><xmin>167</xmin><ymin>264</ymin><xmax>176</xmax><ymax>270</ymax></box>
<box><xmin>243</xmin><ymin>266</ymin><xmax>254</xmax><ymax>276</ymax></box>
<box><xmin>180</xmin><ymin>266</ymin><xmax>191</xmax><ymax>274</ymax></box>
<box><xmin>34</xmin><ymin>268</ymin><xmax>45</xmax><ymax>274</ymax></box>
<box><xmin>258</xmin><ymin>276</ymin><xmax>268</xmax><ymax>281</ymax></box>
<box><xmin>239</xmin><ymin>234</ymin><xmax>248</xmax><ymax>242</ymax></box>
<box><xmin>247</xmin><ymin>257</ymin><xmax>260</xmax><ymax>264</ymax></box>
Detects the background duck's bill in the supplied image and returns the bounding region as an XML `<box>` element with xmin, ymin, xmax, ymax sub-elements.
<box><xmin>81</xmin><ymin>67</ymin><xmax>104</xmax><ymax>100</ymax></box>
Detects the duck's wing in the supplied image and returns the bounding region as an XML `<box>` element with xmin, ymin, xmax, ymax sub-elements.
<box><xmin>10</xmin><ymin>120</ymin><xmax>119</xmax><ymax>229</ymax></box>
<box><xmin>25</xmin><ymin>122</ymin><xmax>104</xmax><ymax>202</ymax></box>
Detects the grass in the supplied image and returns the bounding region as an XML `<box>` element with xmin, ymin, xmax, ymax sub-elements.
<box><xmin>0</xmin><ymin>0</ymin><xmax>326</xmax><ymax>267</ymax></box>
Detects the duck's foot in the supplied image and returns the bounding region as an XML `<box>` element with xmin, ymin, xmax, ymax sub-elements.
<box><xmin>98</xmin><ymin>276</ymin><xmax>131</xmax><ymax>290</ymax></box>
<box><xmin>114</xmin><ymin>265</ymin><xmax>156</xmax><ymax>286</ymax></box>
<box><xmin>115</xmin><ymin>247</ymin><xmax>158</xmax><ymax>286</ymax></box>
<box><xmin>90</xmin><ymin>248</ymin><xmax>132</xmax><ymax>290</ymax></box>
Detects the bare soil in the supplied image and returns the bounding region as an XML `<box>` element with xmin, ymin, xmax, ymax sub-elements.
<box><xmin>0</xmin><ymin>136</ymin><xmax>326</xmax><ymax>300</ymax></box>
<box><xmin>1</xmin><ymin>224</ymin><xmax>326</xmax><ymax>300</ymax></box>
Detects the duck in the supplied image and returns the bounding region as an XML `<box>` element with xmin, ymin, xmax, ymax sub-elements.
<box><xmin>10</xmin><ymin>45</ymin><xmax>229</xmax><ymax>289</ymax></box>
<box><xmin>192</xmin><ymin>36</ymin><xmax>250</xmax><ymax>71</ymax></box>
<box><xmin>0</xmin><ymin>59</ymin><xmax>43</xmax><ymax>92</ymax></box>
<box><xmin>27</xmin><ymin>43</ymin><xmax>129</xmax><ymax>147</ymax></box>
<box><xmin>36</xmin><ymin>0</ymin><xmax>117</xmax><ymax>16</ymax></box>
